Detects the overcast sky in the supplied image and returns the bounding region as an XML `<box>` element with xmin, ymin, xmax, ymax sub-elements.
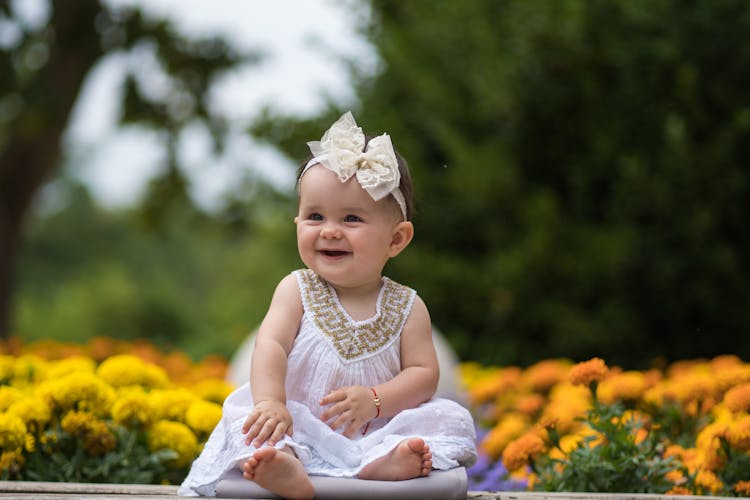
<box><xmin>62</xmin><ymin>0</ymin><xmax>375</xmax><ymax>211</ymax></box>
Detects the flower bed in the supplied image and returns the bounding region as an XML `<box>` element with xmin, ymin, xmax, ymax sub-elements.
<box><xmin>3</xmin><ymin>337</ymin><xmax>750</xmax><ymax>495</ymax></box>
<box><xmin>0</xmin><ymin>337</ymin><xmax>233</xmax><ymax>484</ymax></box>
<box><xmin>462</xmin><ymin>356</ymin><xmax>750</xmax><ymax>496</ymax></box>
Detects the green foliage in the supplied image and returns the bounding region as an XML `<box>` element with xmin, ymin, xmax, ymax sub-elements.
<box><xmin>22</xmin><ymin>424</ymin><xmax>177</xmax><ymax>484</ymax></box>
<box><xmin>717</xmin><ymin>437</ymin><xmax>750</xmax><ymax>495</ymax></box>
<box><xmin>254</xmin><ymin>0</ymin><xmax>750</xmax><ymax>367</ymax></box>
<box><xmin>536</xmin><ymin>392</ymin><xmax>679</xmax><ymax>492</ymax></box>
<box><xmin>10</xmin><ymin>0</ymin><xmax>750</xmax><ymax>368</ymax></box>
<box><xmin>14</xmin><ymin>180</ymin><xmax>299</xmax><ymax>359</ymax></box>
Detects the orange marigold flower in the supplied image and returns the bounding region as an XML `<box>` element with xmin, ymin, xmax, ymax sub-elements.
<box><xmin>666</xmin><ymin>486</ymin><xmax>691</xmax><ymax>495</ymax></box>
<box><xmin>696</xmin><ymin>420</ymin><xmax>730</xmax><ymax>471</ymax></box>
<box><xmin>598</xmin><ymin>371</ymin><xmax>647</xmax><ymax>404</ymax></box>
<box><xmin>502</xmin><ymin>432</ymin><xmax>545</xmax><ymax>472</ymax></box>
<box><xmin>727</xmin><ymin>414</ymin><xmax>750</xmax><ymax>451</ymax></box>
<box><xmin>480</xmin><ymin>413</ymin><xmax>529</xmax><ymax>459</ymax></box>
<box><xmin>516</xmin><ymin>393</ymin><xmax>546</xmax><ymax>417</ymax></box>
<box><xmin>695</xmin><ymin>469</ymin><xmax>723</xmax><ymax>495</ymax></box>
<box><xmin>735</xmin><ymin>480</ymin><xmax>750</xmax><ymax>496</ymax></box>
<box><xmin>723</xmin><ymin>382</ymin><xmax>750</xmax><ymax>413</ymax></box>
<box><xmin>523</xmin><ymin>359</ymin><xmax>571</xmax><ymax>393</ymax></box>
<box><xmin>568</xmin><ymin>358</ymin><xmax>609</xmax><ymax>387</ymax></box>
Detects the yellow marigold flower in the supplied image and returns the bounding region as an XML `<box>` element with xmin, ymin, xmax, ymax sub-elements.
<box><xmin>568</xmin><ymin>358</ymin><xmax>608</xmax><ymax>387</ymax></box>
<box><xmin>96</xmin><ymin>354</ymin><xmax>169</xmax><ymax>389</ymax></box>
<box><xmin>24</xmin><ymin>433</ymin><xmax>35</xmax><ymax>453</ymax></box>
<box><xmin>467</xmin><ymin>366</ymin><xmax>522</xmax><ymax>404</ymax></box>
<box><xmin>0</xmin><ymin>413</ymin><xmax>27</xmax><ymax>450</ymax></box>
<box><xmin>502</xmin><ymin>432</ymin><xmax>545</xmax><ymax>472</ymax></box>
<box><xmin>548</xmin><ymin>433</ymin><xmax>582</xmax><ymax>460</ymax></box>
<box><xmin>37</xmin><ymin>371</ymin><xmax>115</xmax><ymax>416</ymax></box>
<box><xmin>541</xmin><ymin>384</ymin><xmax>590</xmax><ymax>434</ymax></box>
<box><xmin>82</xmin><ymin>419</ymin><xmax>116</xmax><ymax>456</ymax></box>
<box><xmin>61</xmin><ymin>410</ymin><xmax>98</xmax><ymax>436</ymax></box>
<box><xmin>7</xmin><ymin>397</ymin><xmax>51</xmax><ymax>428</ymax></box>
<box><xmin>0</xmin><ymin>355</ymin><xmax>14</xmax><ymax>384</ymax></box>
<box><xmin>723</xmin><ymin>382</ymin><xmax>750</xmax><ymax>413</ymax></box>
<box><xmin>12</xmin><ymin>354</ymin><xmax>48</xmax><ymax>386</ymax></box>
<box><xmin>0</xmin><ymin>450</ymin><xmax>24</xmax><ymax>476</ymax></box>
<box><xmin>727</xmin><ymin>414</ymin><xmax>750</xmax><ymax>451</ymax></box>
<box><xmin>148</xmin><ymin>420</ymin><xmax>198</xmax><ymax>467</ymax></box>
<box><xmin>735</xmin><ymin>480</ymin><xmax>750</xmax><ymax>496</ymax></box>
<box><xmin>480</xmin><ymin>412</ymin><xmax>529</xmax><ymax>459</ymax></box>
<box><xmin>522</xmin><ymin>359</ymin><xmax>571</xmax><ymax>393</ymax></box>
<box><xmin>0</xmin><ymin>386</ymin><xmax>23</xmax><ymax>411</ymax></box>
<box><xmin>45</xmin><ymin>356</ymin><xmax>96</xmax><ymax>380</ymax></box>
<box><xmin>149</xmin><ymin>388</ymin><xmax>197</xmax><ymax>422</ymax></box>
<box><xmin>111</xmin><ymin>388</ymin><xmax>156</xmax><ymax>427</ymax></box>
<box><xmin>185</xmin><ymin>400</ymin><xmax>222</xmax><ymax>435</ymax></box>
<box><xmin>598</xmin><ymin>371</ymin><xmax>647</xmax><ymax>404</ymax></box>
<box><xmin>60</xmin><ymin>410</ymin><xmax>116</xmax><ymax>456</ymax></box>
<box><xmin>695</xmin><ymin>469</ymin><xmax>723</xmax><ymax>495</ymax></box>
<box><xmin>189</xmin><ymin>378</ymin><xmax>234</xmax><ymax>405</ymax></box>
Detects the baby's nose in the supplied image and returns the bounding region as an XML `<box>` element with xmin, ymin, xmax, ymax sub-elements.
<box><xmin>320</xmin><ymin>224</ymin><xmax>342</xmax><ymax>239</ymax></box>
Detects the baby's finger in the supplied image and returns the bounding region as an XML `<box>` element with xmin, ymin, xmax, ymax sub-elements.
<box><xmin>252</xmin><ymin>418</ymin><xmax>279</xmax><ymax>447</ymax></box>
<box><xmin>244</xmin><ymin>422</ymin><xmax>261</xmax><ymax>444</ymax></box>
<box><xmin>242</xmin><ymin>412</ymin><xmax>259</xmax><ymax>434</ymax></box>
<box><xmin>320</xmin><ymin>389</ymin><xmax>346</xmax><ymax>406</ymax></box>
<box><xmin>267</xmin><ymin>422</ymin><xmax>288</xmax><ymax>446</ymax></box>
<box><xmin>329</xmin><ymin>410</ymin><xmax>353</xmax><ymax>431</ymax></box>
<box><xmin>320</xmin><ymin>401</ymin><xmax>347</xmax><ymax>422</ymax></box>
<box><xmin>342</xmin><ymin>420</ymin><xmax>362</xmax><ymax>438</ymax></box>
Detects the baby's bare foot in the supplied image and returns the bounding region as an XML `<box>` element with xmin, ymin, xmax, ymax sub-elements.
<box><xmin>358</xmin><ymin>437</ymin><xmax>432</xmax><ymax>481</ymax></box>
<box><xmin>242</xmin><ymin>447</ymin><xmax>314</xmax><ymax>499</ymax></box>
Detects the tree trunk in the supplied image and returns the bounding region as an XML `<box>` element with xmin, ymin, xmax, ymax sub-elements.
<box><xmin>0</xmin><ymin>0</ymin><xmax>103</xmax><ymax>338</ymax></box>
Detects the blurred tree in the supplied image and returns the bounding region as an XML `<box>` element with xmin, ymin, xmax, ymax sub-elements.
<box><xmin>0</xmin><ymin>0</ymin><xmax>251</xmax><ymax>337</ymax></box>
<box><xmin>253</xmin><ymin>0</ymin><xmax>750</xmax><ymax>367</ymax></box>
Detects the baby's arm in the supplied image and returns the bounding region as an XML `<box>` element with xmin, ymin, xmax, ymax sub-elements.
<box><xmin>320</xmin><ymin>296</ymin><xmax>438</xmax><ymax>436</ymax></box>
<box><xmin>242</xmin><ymin>274</ymin><xmax>303</xmax><ymax>447</ymax></box>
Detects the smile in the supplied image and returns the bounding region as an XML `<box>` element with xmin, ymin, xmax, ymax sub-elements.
<box><xmin>320</xmin><ymin>250</ymin><xmax>349</xmax><ymax>257</ymax></box>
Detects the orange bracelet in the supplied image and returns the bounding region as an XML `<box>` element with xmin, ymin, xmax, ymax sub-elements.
<box><xmin>361</xmin><ymin>387</ymin><xmax>382</xmax><ymax>435</ymax></box>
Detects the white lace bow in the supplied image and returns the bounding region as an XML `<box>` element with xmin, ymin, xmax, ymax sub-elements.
<box><xmin>302</xmin><ymin>111</ymin><xmax>407</xmax><ymax>220</ymax></box>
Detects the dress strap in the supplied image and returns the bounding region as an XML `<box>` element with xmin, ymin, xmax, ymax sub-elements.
<box><xmin>293</xmin><ymin>269</ymin><xmax>416</xmax><ymax>362</ymax></box>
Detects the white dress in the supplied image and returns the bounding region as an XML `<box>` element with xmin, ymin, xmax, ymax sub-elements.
<box><xmin>179</xmin><ymin>269</ymin><xmax>477</xmax><ymax>496</ymax></box>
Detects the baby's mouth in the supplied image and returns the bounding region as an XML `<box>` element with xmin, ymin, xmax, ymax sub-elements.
<box><xmin>321</xmin><ymin>250</ymin><xmax>349</xmax><ymax>257</ymax></box>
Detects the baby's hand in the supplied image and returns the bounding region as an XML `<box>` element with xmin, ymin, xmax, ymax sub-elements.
<box><xmin>319</xmin><ymin>386</ymin><xmax>377</xmax><ymax>438</ymax></box>
<box><xmin>242</xmin><ymin>400</ymin><xmax>293</xmax><ymax>447</ymax></box>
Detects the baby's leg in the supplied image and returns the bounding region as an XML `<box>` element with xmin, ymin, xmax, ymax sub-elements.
<box><xmin>357</xmin><ymin>437</ymin><xmax>433</xmax><ymax>481</ymax></box>
<box><xmin>242</xmin><ymin>446</ymin><xmax>314</xmax><ymax>500</ymax></box>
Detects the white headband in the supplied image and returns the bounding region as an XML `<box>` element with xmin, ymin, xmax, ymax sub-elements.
<box><xmin>300</xmin><ymin>111</ymin><xmax>408</xmax><ymax>220</ymax></box>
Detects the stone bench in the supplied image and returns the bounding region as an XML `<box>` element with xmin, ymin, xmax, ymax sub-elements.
<box><xmin>0</xmin><ymin>481</ymin><xmax>744</xmax><ymax>500</ymax></box>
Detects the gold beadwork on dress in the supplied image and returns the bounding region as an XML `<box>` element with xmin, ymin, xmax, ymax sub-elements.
<box><xmin>297</xmin><ymin>269</ymin><xmax>414</xmax><ymax>361</ymax></box>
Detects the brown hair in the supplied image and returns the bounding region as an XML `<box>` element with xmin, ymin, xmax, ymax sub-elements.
<box><xmin>296</xmin><ymin>135</ymin><xmax>415</xmax><ymax>221</ymax></box>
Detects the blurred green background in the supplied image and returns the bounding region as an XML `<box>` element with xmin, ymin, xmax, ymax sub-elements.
<box><xmin>2</xmin><ymin>0</ymin><xmax>750</xmax><ymax>368</ymax></box>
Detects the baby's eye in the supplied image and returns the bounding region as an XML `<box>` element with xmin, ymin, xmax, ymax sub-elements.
<box><xmin>344</xmin><ymin>214</ymin><xmax>362</xmax><ymax>223</ymax></box>
<box><xmin>308</xmin><ymin>213</ymin><xmax>323</xmax><ymax>221</ymax></box>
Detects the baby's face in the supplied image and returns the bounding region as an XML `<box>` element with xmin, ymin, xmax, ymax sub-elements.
<box><xmin>295</xmin><ymin>165</ymin><xmax>403</xmax><ymax>291</ymax></box>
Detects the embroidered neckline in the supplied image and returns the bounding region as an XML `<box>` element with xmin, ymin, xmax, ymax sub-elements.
<box><xmin>296</xmin><ymin>269</ymin><xmax>414</xmax><ymax>361</ymax></box>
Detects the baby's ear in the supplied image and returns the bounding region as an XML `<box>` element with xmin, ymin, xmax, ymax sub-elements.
<box><xmin>388</xmin><ymin>221</ymin><xmax>414</xmax><ymax>257</ymax></box>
